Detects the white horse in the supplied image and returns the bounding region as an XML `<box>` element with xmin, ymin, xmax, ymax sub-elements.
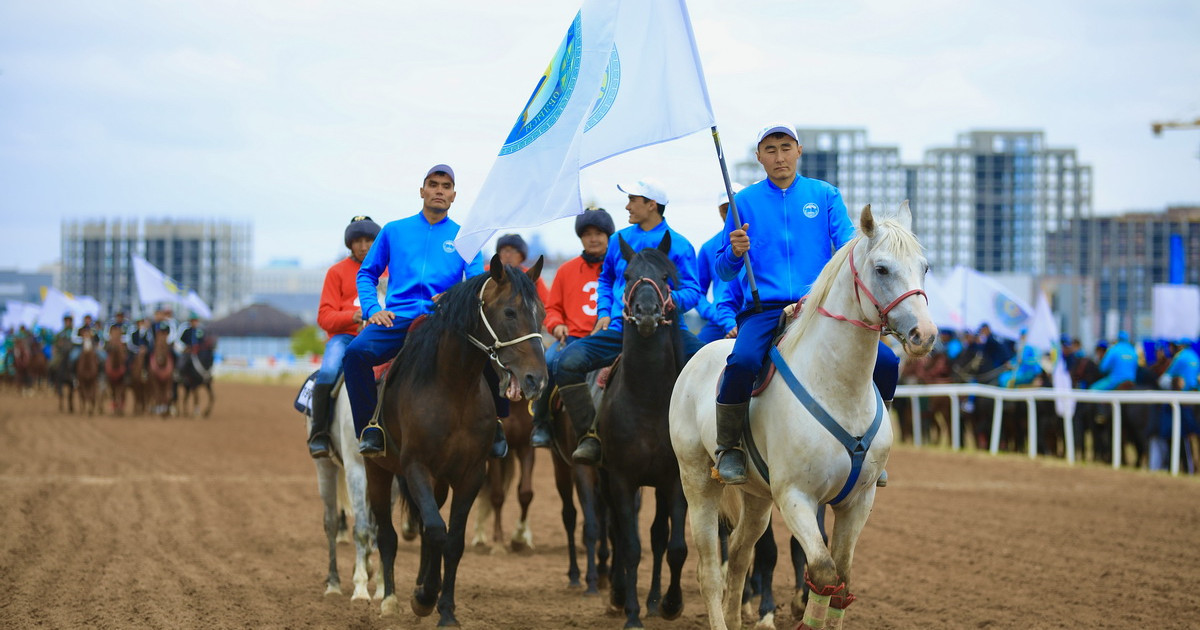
<box><xmin>670</xmin><ymin>202</ymin><xmax>936</xmax><ymax>630</ymax></box>
<box><xmin>308</xmin><ymin>383</ymin><xmax>401</xmax><ymax>602</ymax></box>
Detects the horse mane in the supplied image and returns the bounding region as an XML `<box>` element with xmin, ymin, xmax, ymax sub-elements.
<box><xmin>782</xmin><ymin>218</ymin><xmax>923</xmax><ymax>351</ymax></box>
<box><xmin>392</xmin><ymin>266</ymin><xmax>541</xmax><ymax>389</ymax></box>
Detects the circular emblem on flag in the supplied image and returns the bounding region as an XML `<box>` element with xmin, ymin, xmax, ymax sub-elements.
<box><xmin>803</xmin><ymin>202</ymin><xmax>819</xmax><ymax>218</ymax></box>
<box><xmin>584</xmin><ymin>46</ymin><xmax>621</xmax><ymax>131</ymax></box>
<box><xmin>442</xmin><ymin>240</ymin><xmax>457</xmax><ymax>254</ymax></box>
<box><xmin>993</xmin><ymin>293</ymin><xmax>1028</xmax><ymax>329</ymax></box>
<box><xmin>500</xmin><ymin>14</ymin><xmax>583</xmax><ymax>156</ymax></box>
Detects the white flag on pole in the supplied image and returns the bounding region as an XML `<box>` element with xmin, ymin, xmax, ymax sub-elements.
<box><xmin>1027</xmin><ymin>290</ymin><xmax>1075</xmax><ymax>419</ymax></box>
<box><xmin>454</xmin><ymin>0</ymin><xmax>716</xmax><ymax>261</ymax></box>
<box><xmin>949</xmin><ymin>265</ymin><xmax>1033</xmax><ymax>341</ymax></box>
<box><xmin>131</xmin><ymin>254</ymin><xmax>212</xmax><ymax>316</ymax></box>
<box><xmin>35</xmin><ymin>287</ymin><xmax>74</xmax><ymax>332</ymax></box>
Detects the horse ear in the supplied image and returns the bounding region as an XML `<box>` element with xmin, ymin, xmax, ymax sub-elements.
<box><xmin>618</xmin><ymin>234</ymin><xmax>635</xmax><ymax>262</ymax></box>
<box><xmin>896</xmin><ymin>199</ymin><xmax>913</xmax><ymax>231</ymax></box>
<box><xmin>526</xmin><ymin>255</ymin><xmax>544</xmax><ymax>282</ymax></box>
<box><xmin>657</xmin><ymin>231</ymin><xmax>672</xmax><ymax>254</ymax></box>
<box><xmin>859</xmin><ymin>204</ymin><xmax>875</xmax><ymax>238</ymax></box>
<box><xmin>489</xmin><ymin>252</ymin><xmax>506</xmax><ymax>282</ymax></box>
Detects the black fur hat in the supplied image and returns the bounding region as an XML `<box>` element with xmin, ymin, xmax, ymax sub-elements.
<box><xmin>574</xmin><ymin>207</ymin><xmax>615</xmax><ymax>237</ymax></box>
<box><xmin>496</xmin><ymin>233</ymin><xmax>529</xmax><ymax>261</ymax></box>
<box><xmin>345</xmin><ymin>215</ymin><xmax>381</xmax><ymax>248</ymax></box>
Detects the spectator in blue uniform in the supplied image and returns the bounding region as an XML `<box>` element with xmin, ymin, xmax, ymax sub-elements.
<box><xmin>1089</xmin><ymin>331</ymin><xmax>1139</xmax><ymax>390</ymax></box>
<box><xmin>695</xmin><ymin>184</ymin><xmax>744</xmax><ymax>343</ymax></box>
<box><xmin>711</xmin><ymin>122</ymin><xmax>899</xmax><ymax>485</ymax></box>
<box><xmin>344</xmin><ymin>164</ymin><xmax>508</xmax><ymax>458</ymax></box>
<box><xmin>554</xmin><ymin>177</ymin><xmax>704</xmax><ymax>465</ymax></box>
<box><xmin>997</xmin><ymin>344</ymin><xmax>1043</xmax><ymax>388</ymax></box>
<box><xmin>1150</xmin><ymin>338</ymin><xmax>1200</xmax><ymax>471</ymax></box>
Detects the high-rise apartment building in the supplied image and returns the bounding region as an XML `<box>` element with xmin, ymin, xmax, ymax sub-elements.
<box><xmin>914</xmin><ymin>130</ymin><xmax>1092</xmax><ymax>275</ymax></box>
<box><xmin>61</xmin><ymin>218</ymin><xmax>251</xmax><ymax>317</ymax></box>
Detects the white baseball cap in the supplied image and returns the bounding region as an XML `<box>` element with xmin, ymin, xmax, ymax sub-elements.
<box><xmin>617</xmin><ymin>178</ymin><xmax>669</xmax><ymax>205</ymax></box>
<box><xmin>718</xmin><ymin>182</ymin><xmax>746</xmax><ymax>206</ymax></box>
<box><xmin>755</xmin><ymin>122</ymin><xmax>798</xmax><ymax>146</ymax></box>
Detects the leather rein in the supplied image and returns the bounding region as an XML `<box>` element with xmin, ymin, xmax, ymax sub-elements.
<box><xmin>809</xmin><ymin>241</ymin><xmax>928</xmax><ymax>346</ymax></box>
<box><xmin>622</xmin><ymin>276</ymin><xmax>675</xmax><ymax>326</ymax></box>
<box><xmin>462</xmin><ymin>276</ymin><xmax>543</xmax><ymax>371</ymax></box>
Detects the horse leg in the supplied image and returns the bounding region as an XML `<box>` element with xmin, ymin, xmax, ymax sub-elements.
<box><xmin>790</xmin><ymin>504</ymin><xmax>828</xmax><ymax>619</ymax></box>
<box><xmin>553</xmin><ymin>455</ymin><xmax>582</xmax><ymax>588</ymax></box>
<box><xmin>824</xmin><ymin>492</ymin><xmax>880</xmax><ymax>629</ymax></box>
<box><xmin>607</xmin><ymin>476</ymin><xmax>644</xmax><ymax>629</ymax></box>
<box><xmin>365</xmin><ymin>461</ymin><xmax>400</xmax><ymax>617</ymax></box>
<box><xmin>315</xmin><ymin>458</ymin><xmax>342</xmax><ymax>596</ymax></box>
<box><xmin>575</xmin><ymin>463</ymin><xmax>606</xmax><ymax>595</ymax></box>
<box><xmin>470</xmin><ymin>463</ymin><xmax>495</xmax><ymax>550</ymax></box>
<box><xmin>777</xmin><ymin>489</ymin><xmax>840</xmax><ymax>630</ymax></box>
<box><xmin>511</xmin><ymin>442</ymin><xmax>535</xmax><ymax>552</ymax></box>
<box><xmin>203</xmin><ymin>381</ymin><xmax>214</xmax><ymax>417</ymax></box>
<box><xmin>344</xmin><ymin>460</ymin><xmax>376</xmax><ymax>602</ymax></box>
<box><xmin>724</xmin><ymin>493</ymin><xmax>771</xmax><ymax>630</ymax></box>
<box><xmin>436</xmin><ymin>471</ymin><xmax>485</xmax><ymax>627</ymax></box>
<box><xmin>403</xmin><ymin>468</ymin><xmax>446</xmax><ymax>618</ymax></box>
<box><xmin>661</xmin><ymin>480</ymin><xmax>688</xmax><ymax>622</ymax></box>
<box><xmin>677</xmin><ymin>460</ymin><xmax>728</xmax><ymax>630</ymax></box>
<box><xmin>750</xmin><ymin>519</ymin><xmax>779</xmax><ymax>629</ymax></box>
<box><xmin>644</xmin><ymin>489</ymin><xmax>669</xmax><ymax>618</ymax></box>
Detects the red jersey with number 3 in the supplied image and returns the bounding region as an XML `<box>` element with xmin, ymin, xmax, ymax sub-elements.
<box><xmin>543</xmin><ymin>255</ymin><xmax>602</xmax><ymax>338</ymax></box>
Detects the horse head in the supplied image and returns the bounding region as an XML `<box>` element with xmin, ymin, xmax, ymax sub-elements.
<box><xmin>854</xmin><ymin>201</ymin><xmax>937</xmax><ymax>356</ymax></box>
<box><xmin>619</xmin><ymin>232</ymin><xmax>677</xmax><ymax>338</ymax></box>
<box><xmin>477</xmin><ymin>253</ymin><xmax>548</xmax><ymax>402</ymax></box>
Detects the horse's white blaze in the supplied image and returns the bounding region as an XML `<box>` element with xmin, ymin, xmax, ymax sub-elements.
<box><xmin>670</xmin><ymin>203</ymin><xmax>936</xmax><ymax>629</ymax></box>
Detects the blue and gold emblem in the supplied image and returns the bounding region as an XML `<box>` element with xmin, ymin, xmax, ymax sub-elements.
<box><xmin>501</xmin><ymin>13</ymin><xmax>583</xmax><ymax>155</ymax></box>
<box><xmin>993</xmin><ymin>293</ymin><xmax>1028</xmax><ymax>329</ymax></box>
<box><xmin>584</xmin><ymin>46</ymin><xmax>620</xmax><ymax>131</ymax></box>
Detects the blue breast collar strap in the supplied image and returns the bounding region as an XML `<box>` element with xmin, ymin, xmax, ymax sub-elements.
<box><xmin>767</xmin><ymin>346</ymin><xmax>884</xmax><ymax>505</ymax></box>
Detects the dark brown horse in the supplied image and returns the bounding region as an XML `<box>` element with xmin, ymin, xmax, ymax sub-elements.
<box><xmin>148</xmin><ymin>329</ymin><xmax>174</xmax><ymax>417</ymax></box>
<box><xmin>596</xmin><ymin>234</ymin><xmax>688</xmax><ymax>628</ymax></box>
<box><xmin>75</xmin><ymin>331</ymin><xmax>101</xmax><ymax>416</ymax></box>
<box><xmin>12</xmin><ymin>334</ymin><xmax>47</xmax><ymax>396</ymax></box>
<box><xmin>129</xmin><ymin>345</ymin><xmax>150</xmax><ymax>415</ymax></box>
<box><xmin>364</xmin><ymin>256</ymin><xmax>547</xmax><ymax>626</ymax></box>
<box><xmin>105</xmin><ymin>331</ymin><xmax>129</xmax><ymax>416</ymax></box>
<box><xmin>547</xmin><ymin>371</ymin><xmax>610</xmax><ymax>595</ymax></box>
<box><xmin>472</xmin><ymin>399</ymin><xmax>537</xmax><ymax>553</ymax></box>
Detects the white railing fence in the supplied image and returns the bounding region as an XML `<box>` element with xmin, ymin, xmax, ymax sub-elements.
<box><xmin>892</xmin><ymin>384</ymin><xmax>1200</xmax><ymax>476</ymax></box>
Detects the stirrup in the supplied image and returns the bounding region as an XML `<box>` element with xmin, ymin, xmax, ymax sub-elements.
<box><xmin>308</xmin><ymin>433</ymin><xmax>332</xmax><ymax>459</ymax></box>
<box><xmin>571</xmin><ymin>432</ymin><xmax>601</xmax><ymax>465</ymax></box>
<box><xmin>711</xmin><ymin>448</ymin><xmax>748</xmax><ymax>485</ymax></box>
<box><xmin>358</xmin><ymin>425</ymin><xmax>385</xmax><ymax>458</ymax></box>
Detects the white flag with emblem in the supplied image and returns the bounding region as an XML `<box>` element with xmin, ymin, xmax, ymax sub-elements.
<box><xmin>454</xmin><ymin>0</ymin><xmax>715</xmax><ymax>261</ymax></box>
<box><xmin>131</xmin><ymin>254</ymin><xmax>213</xmax><ymax>317</ymax></box>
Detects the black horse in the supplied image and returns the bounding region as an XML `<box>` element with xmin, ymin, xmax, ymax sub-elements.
<box><xmin>49</xmin><ymin>335</ymin><xmax>76</xmax><ymax>413</ymax></box>
<box><xmin>596</xmin><ymin>233</ymin><xmax>688</xmax><ymax>628</ymax></box>
<box><xmin>363</xmin><ymin>256</ymin><xmax>547</xmax><ymax>627</ymax></box>
<box><xmin>178</xmin><ymin>338</ymin><xmax>216</xmax><ymax>417</ymax></box>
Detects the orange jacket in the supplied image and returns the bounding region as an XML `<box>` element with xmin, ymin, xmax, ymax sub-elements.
<box><xmin>543</xmin><ymin>255</ymin><xmax>602</xmax><ymax>338</ymax></box>
<box><xmin>318</xmin><ymin>257</ymin><xmax>364</xmax><ymax>337</ymax></box>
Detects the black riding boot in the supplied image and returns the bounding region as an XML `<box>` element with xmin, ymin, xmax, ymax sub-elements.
<box><xmin>307</xmin><ymin>383</ymin><xmax>334</xmax><ymax>459</ymax></box>
<box><xmin>529</xmin><ymin>392</ymin><xmax>553</xmax><ymax>448</ymax></box>
<box><xmin>490</xmin><ymin>419</ymin><xmax>509</xmax><ymax>458</ymax></box>
<box><xmin>715</xmin><ymin>401</ymin><xmax>749</xmax><ymax>485</ymax></box>
<box><xmin>560</xmin><ymin>383</ymin><xmax>600</xmax><ymax>464</ymax></box>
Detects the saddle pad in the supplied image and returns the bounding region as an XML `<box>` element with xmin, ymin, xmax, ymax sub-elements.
<box><xmin>294</xmin><ymin>370</ymin><xmax>318</xmax><ymax>414</ymax></box>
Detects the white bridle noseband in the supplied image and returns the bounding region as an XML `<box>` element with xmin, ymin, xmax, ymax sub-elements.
<box><xmin>462</xmin><ymin>276</ymin><xmax>543</xmax><ymax>370</ymax></box>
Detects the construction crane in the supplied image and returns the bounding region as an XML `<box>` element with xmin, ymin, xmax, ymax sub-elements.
<box><xmin>1151</xmin><ymin>118</ymin><xmax>1200</xmax><ymax>135</ymax></box>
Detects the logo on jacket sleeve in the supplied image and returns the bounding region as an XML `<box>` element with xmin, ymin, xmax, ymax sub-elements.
<box><xmin>803</xmin><ymin>202</ymin><xmax>820</xmax><ymax>218</ymax></box>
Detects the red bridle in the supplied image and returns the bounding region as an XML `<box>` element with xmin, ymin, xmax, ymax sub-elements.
<box><xmin>810</xmin><ymin>241</ymin><xmax>928</xmax><ymax>342</ymax></box>
<box><xmin>622</xmin><ymin>277</ymin><xmax>675</xmax><ymax>326</ymax></box>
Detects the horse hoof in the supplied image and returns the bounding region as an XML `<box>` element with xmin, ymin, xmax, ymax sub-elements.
<box><xmin>411</xmin><ymin>592</ymin><xmax>435</xmax><ymax>617</ymax></box>
<box><xmin>323</xmin><ymin>585</ymin><xmax>341</xmax><ymax>597</ymax></box>
<box><xmin>437</xmin><ymin>614</ymin><xmax>460</xmax><ymax>627</ymax></box>
<box><xmin>510</xmin><ymin>540</ymin><xmax>529</xmax><ymax>554</ymax></box>
<box><xmin>661</xmin><ymin>595</ymin><xmax>683</xmax><ymax>621</ymax></box>
<box><xmin>623</xmin><ymin>619</ymin><xmax>644</xmax><ymax>629</ymax></box>
<box><xmin>754</xmin><ymin>611</ymin><xmax>776</xmax><ymax>630</ymax></box>
<box><xmin>351</xmin><ymin>588</ymin><xmax>370</xmax><ymax>602</ymax></box>
<box><xmin>380</xmin><ymin>595</ymin><xmax>400</xmax><ymax>617</ymax></box>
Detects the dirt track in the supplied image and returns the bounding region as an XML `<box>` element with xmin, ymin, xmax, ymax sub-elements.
<box><xmin>2</xmin><ymin>380</ymin><xmax>1199</xmax><ymax>629</ymax></box>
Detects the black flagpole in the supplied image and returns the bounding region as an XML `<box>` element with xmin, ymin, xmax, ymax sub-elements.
<box><xmin>710</xmin><ymin>125</ymin><xmax>761</xmax><ymax>313</ymax></box>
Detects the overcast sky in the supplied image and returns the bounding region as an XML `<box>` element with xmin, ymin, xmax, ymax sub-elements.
<box><xmin>1</xmin><ymin>0</ymin><xmax>1198</xmax><ymax>274</ymax></box>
